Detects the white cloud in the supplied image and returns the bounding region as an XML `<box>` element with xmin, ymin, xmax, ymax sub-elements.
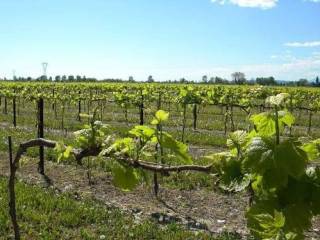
<box><xmin>284</xmin><ymin>41</ymin><xmax>320</xmax><ymax>47</ymax></box>
<box><xmin>270</xmin><ymin>53</ymin><xmax>296</xmax><ymax>61</ymax></box>
<box><xmin>211</xmin><ymin>0</ymin><xmax>278</xmax><ymax>9</ymax></box>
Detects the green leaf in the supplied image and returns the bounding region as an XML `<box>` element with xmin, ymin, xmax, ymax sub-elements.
<box><xmin>106</xmin><ymin>138</ymin><xmax>135</xmax><ymax>156</ymax></box>
<box><xmin>111</xmin><ymin>164</ymin><xmax>139</xmax><ymax>191</ymax></box>
<box><xmin>155</xmin><ymin>110</ymin><xmax>169</xmax><ymax>122</ymax></box>
<box><xmin>129</xmin><ymin>125</ymin><xmax>155</xmax><ymax>142</ymax></box>
<box><xmin>283</xmin><ymin>204</ymin><xmax>312</xmax><ymax>237</ymax></box>
<box><xmin>278</xmin><ymin>111</ymin><xmax>295</xmax><ymax>128</ymax></box>
<box><xmin>206</xmin><ymin>152</ymin><xmax>250</xmax><ymax>192</ymax></box>
<box><xmin>247</xmin><ymin>201</ymin><xmax>286</xmax><ymax>240</ymax></box>
<box><xmin>151</xmin><ymin>110</ymin><xmax>169</xmax><ymax>125</ymax></box>
<box><xmin>160</xmin><ymin>132</ymin><xmax>192</xmax><ymax>164</ymax></box>
<box><xmin>274</xmin><ymin>141</ymin><xmax>307</xmax><ymax>179</ymax></box>
<box><xmin>250</xmin><ymin>113</ymin><xmax>275</xmax><ymax>137</ymax></box>
<box><xmin>243</xmin><ymin>137</ymin><xmax>274</xmax><ymax>174</ymax></box>
<box><xmin>250</xmin><ymin>110</ymin><xmax>295</xmax><ymax>137</ymax></box>
<box><xmin>226</xmin><ymin>130</ymin><xmax>248</xmax><ymax>151</ymax></box>
<box><xmin>301</xmin><ymin>139</ymin><xmax>320</xmax><ymax>161</ymax></box>
<box><xmin>63</xmin><ymin>146</ymin><xmax>73</xmax><ymax>159</ymax></box>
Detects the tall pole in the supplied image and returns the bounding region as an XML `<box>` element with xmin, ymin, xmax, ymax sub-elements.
<box><xmin>42</xmin><ymin>62</ymin><xmax>48</xmax><ymax>80</ymax></box>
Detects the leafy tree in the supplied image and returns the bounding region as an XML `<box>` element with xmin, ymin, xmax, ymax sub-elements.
<box><xmin>231</xmin><ymin>72</ymin><xmax>246</xmax><ymax>84</ymax></box>
<box><xmin>256</xmin><ymin>77</ymin><xmax>276</xmax><ymax>86</ymax></box>
<box><xmin>147</xmin><ymin>75</ymin><xmax>154</xmax><ymax>83</ymax></box>
<box><xmin>128</xmin><ymin>76</ymin><xmax>135</xmax><ymax>82</ymax></box>
<box><xmin>202</xmin><ymin>75</ymin><xmax>208</xmax><ymax>83</ymax></box>
<box><xmin>297</xmin><ymin>79</ymin><xmax>308</xmax><ymax>86</ymax></box>
<box><xmin>179</xmin><ymin>78</ymin><xmax>186</xmax><ymax>83</ymax></box>
<box><xmin>68</xmin><ymin>75</ymin><xmax>75</xmax><ymax>81</ymax></box>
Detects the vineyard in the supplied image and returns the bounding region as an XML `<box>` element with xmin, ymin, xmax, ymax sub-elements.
<box><xmin>0</xmin><ymin>82</ymin><xmax>320</xmax><ymax>239</ymax></box>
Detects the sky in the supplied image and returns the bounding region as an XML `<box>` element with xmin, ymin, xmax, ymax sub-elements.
<box><xmin>0</xmin><ymin>0</ymin><xmax>320</xmax><ymax>81</ymax></box>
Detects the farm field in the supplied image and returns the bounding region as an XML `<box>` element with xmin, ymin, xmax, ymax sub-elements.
<box><xmin>0</xmin><ymin>82</ymin><xmax>320</xmax><ymax>239</ymax></box>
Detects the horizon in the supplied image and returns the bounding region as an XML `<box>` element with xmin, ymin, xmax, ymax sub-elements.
<box><xmin>1</xmin><ymin>0</ymin><xmax>320</xmax><ymax>81</ymax></box>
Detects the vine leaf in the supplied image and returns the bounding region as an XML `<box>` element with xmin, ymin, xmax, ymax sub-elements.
<box><xmin>302</xmin><ymin>139</ymin><xmax>320</xmax><ymax>161</ymax></box>
<box><xmin>159</xmin><ymin>132</ymin><xmax>192</xmax><ymax>164</ymax></box>
<box><xmin>111</xmin><ymin>164</ymin><xmax>139</xmax><ymax>191</ymax></box>
<box><xmin>250</xmin><ymin>111</ymin><xmax>294</xmax><ymax>137</ymax></box>
<box><xmin>275</xmin><ymin>141</ymin><xmax>308</xmax><ymax>179</ymax></box>
<box><xmin>251</xmin><ymin>113</ymin><xmax>275</xmax><ymax>137</ymax></box>
<box><xmin>129</xmin><ymin>125</ymin><xmax>156</xmax><ymax>143</ymax></box>
<box><xmin>247</xmin><ymin>201</ymin><xmax>287</xmax><ymax>240</ymax></box>
<box><xmin>243</xmin><ymin>137</ymin><xmax>274</xmax><ymax>174</ymax></box>
<box><xmin>205</xmin><ymin>152</ymin><xmax>250</xmax><ymax>192</ymax></box>
<box><xmin>151</xmin><ymin>110</ymin><xmax>169</xmax><ymax>125</ymax></box>
<box><xmin>244</xmin><ymin>138</ymin><xmax>307</xmax><ymax>180</ymax></box>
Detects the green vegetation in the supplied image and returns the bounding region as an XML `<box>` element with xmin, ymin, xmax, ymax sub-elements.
<box><xmin>0</xmin><ymin>178</ymin><xmax>244</xmax><ymax>240</ymax></box>
<box><xmin>1</xmin><ymin>82</ymin><xmax>320</xmax><ymax>239</ymax></box>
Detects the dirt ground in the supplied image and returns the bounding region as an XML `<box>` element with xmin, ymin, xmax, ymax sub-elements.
<box><xmin>0</xmin><ymin>153</ymin><xmax>319</xmax><ymax>239</ymax></box>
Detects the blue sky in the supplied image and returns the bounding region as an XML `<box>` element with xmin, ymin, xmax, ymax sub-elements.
<box><xmin>0</xmin><ymin>0</ymin><xmax>319</xmax><ymax>81</ymax></box>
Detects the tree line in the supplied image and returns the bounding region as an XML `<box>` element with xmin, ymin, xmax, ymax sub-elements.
<box><xmin>1</xmin><ymin>73</ymin><xmax>319</xmax><ymax>87</ymax></box>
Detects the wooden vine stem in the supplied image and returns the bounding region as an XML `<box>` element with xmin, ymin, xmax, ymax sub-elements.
<box><xmin>308</xmin><ymin>110</ymin><xmax>313</xmax><ymax>134</ymax></box>
<box><xmin>4</xmin><ymin>97</ymin><xmax>7</xmax><ymax>114</ymax></box>
<box><xmin>139</xmin><ymin>89</ymin><xmax>144</xmax><ymax>125</ymax></box>
<box><xmin>13</xmin><ymin>96</ymin><xmax>17</xmax><ymax>127</ymax></box>
<box><xmin>8</xmin><ymin>136</ymin><xmax>20</xmax><ymax>240</ymax></box>
<box><xmin>193</xmin><ymin>104</ymin><xmax>197</xmax><ymax>130</ymax></box>
<box><xmin>78</xmin><ymin>91</ymin><xmax>81</xmax><ymax>122</ymax></box>
<box><xmin>181</xmin><ymin>104</ymin><xmax>187</xmax><ymax>142</ymax></box>
<box><xmin>37</xmin><ymin>98</ymin><xmax>45</xmax><ymax>175</ymax></box>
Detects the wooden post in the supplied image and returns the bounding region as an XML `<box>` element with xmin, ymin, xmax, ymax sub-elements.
<box><xmin>13</xmin><ymin>97</ymin><xmax>17</xmax><ymax>127</ymax></box>
<box><xmin>78</xmin><ymin>92</ymin><xmax>81</xmax><ymax>122</ymax></box>
<box><xmin>139</xmin><ymin>90</ymin><xmax>144</xmax><ymax>125</ymax></box>
<box><xmin>8</xmin><ymin>136</ymin><xmax>21</xmax><ymax>240</ymax></box>
<box><xmin>224</xmin><ymin>105</ymin><xmax>229</xmax><ymax>135</ymax></box>
<box><xmin>181</xmin><ymin>104</ymin><xmax>187</xmax><ymax>142</ymax></box>
<box><xmin>193</xmin><ymin>104</ymin><xmax>197</xmax><ymax>130</ymax></box>
<box><xmin>37</xmin><ymin>98</ymin><xmax>45</xmax><ymax>175</ymax></box>
<box><xmin>308</xmin><ymin>111</ymin><xmax>313</xmax><ymax>135</ymax></box>
<box><xmin>52</xmin><ymin>89</ymin><xmax>55</xmax><ymax>110</ymax></box>
<box><xmin>4</xmin><ymin>97</ymin><xmax>7</xmax><ymax>114</ymax></box>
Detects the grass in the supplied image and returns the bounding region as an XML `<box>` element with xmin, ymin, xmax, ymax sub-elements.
<box><xmin>0</xmin><ymin>178</ymin><xmax>245</xmax><ymax>240</ymax></box>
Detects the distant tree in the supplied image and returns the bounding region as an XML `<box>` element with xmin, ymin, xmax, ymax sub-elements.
<box><xmin>316</xmin><ymin>76</ymin><xmax>319</xmax><ymax>86</ymax></box>
<box><xmin>39</xmin><ymin>75</ymin><xmax>47</xmax><ymax>81</ymax></box>
<box><xmin>297</xmin><ymin>79</ymin><xmax>309</xmax><ymax>86</ymax></box>
<box><xmin>231</xmin><ymin>72</ymin><xmax>246</xmax><ymax>84</ymax></box>
<box><xmin>215</xmin><ymin>76</ymin><xmax>224</xmax><ymax>84</ymax></box>
<box><xmin>208</xmin><ymin>77</ymin><xmax>215</xmax><ymax>84</ymax></box>
<box><xmin>147</xmin><ymin>75</ymin><xmax>154</xmax><ymax>83</ymax></box>
<box><xmin>179</xmin><ymin>78</ymin><xmax>186</xmax><ymax>83</ymax></box>
<box><xmin>68</xmin><ymin>75</ymin><xmax>75</xmax><ymax>81</ymax></box>
<box><xmin>82</xmin><ymin>75</ymin><xmax>87</xmax><ymax>81</ymax></box>
<box><xmin>256</xmin><ymin>76</ymin><xmax>276</xmax><ymax>86</ymax></box>
<box><xmin>62</xmin><ymin>75</ymin><xmax>67</xmax><ymax>81</ymax></box>
<box><xmin>202</xmin><ymin>75</ymin><xmax>208</xmax><ymax>83</ymax></box>
<box><xmin>76</xmin><ymin>75</ymin><xmax>82</xmax><ymax>81</ymax></box>
<box><xmin>129</xmin><ymin>76</ymin><xmax>135</xmax><ymax>82</ymax></box>
<box><xmin>55</xmin><ymin>75</ymin><xmax>61</xmax><ymax>82</ymax></box>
